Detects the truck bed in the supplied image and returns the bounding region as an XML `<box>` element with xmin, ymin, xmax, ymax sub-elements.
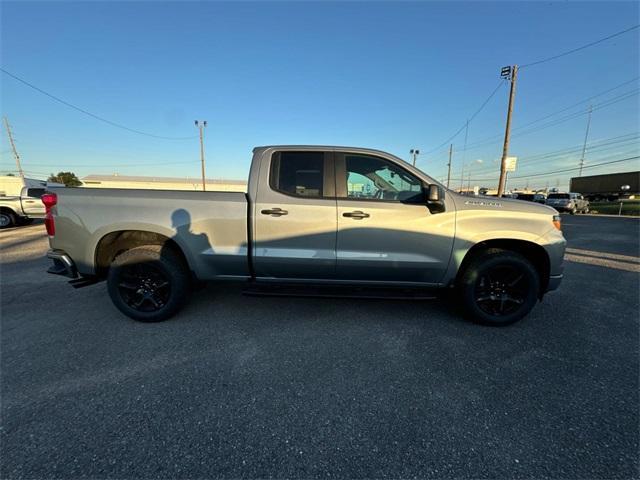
<box><xmin>49</xmin><ymin>187</ymin><xmax>250</xmax><ymax>279</ymax></box>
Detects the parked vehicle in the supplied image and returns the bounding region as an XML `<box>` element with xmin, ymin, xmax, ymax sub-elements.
<box><xmin>545</xmin><ymin>192</ymin><xmax>589</xmax><ymax>214</ymax></box>
<box><xmin>0</xmin><ymin>186</ymin><xmax>47</xmax><ymax>228</ymax></box>
<box><xmin>513</xmin><ymin>192</ymin><xmax>546</xmax><ymax>204</ymax></box>
<box><xmin>44</xmin><ymin>146</ymin><xmax>566</xmax><ymax>326</ymax></box>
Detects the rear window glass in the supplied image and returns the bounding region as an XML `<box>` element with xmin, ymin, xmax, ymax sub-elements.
<box><xmin>548</xmin><ymin>193</ymin><xmax>569</xmax><ymax>199</ymax></box>
<box><xmin>26</xmin><ymin>188</ymin><xmax>46</xmax><ymax>198</ymax></box>
<box><xmin>270</xmin><ymin>152</ymin><xmax>324</xmax><ymax>198</ymax></box>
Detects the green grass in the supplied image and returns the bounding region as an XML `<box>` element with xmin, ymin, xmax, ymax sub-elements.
<box><xmin>589</xmin><ymin>200</ymin><xmax>640</xmax><ymax>216</ymax></box>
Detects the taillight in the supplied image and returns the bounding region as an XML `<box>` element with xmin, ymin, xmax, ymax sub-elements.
<box><xmin>41</xmin><ymin>193</ymin><xmax>57</xmax><ymax>236</ymax></box>
<box><xmin>552</xmin><ymin>214</ymin><xmax>561</xmax><ymax>231</ymax></box>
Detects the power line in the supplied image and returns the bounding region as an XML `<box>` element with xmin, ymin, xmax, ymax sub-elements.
<box><xmin>461</xmin><ymin>88</ymin><xmax>638</xmax><ymax>151</ymax></box>
<box><xmin>520</xmin><ymin>24</ymin><xmax>640</xmax><ymax>68</ymax></box>
<box><xmin>468</xmin><ymin>141</ymin><xmax>639</xmax><ymax>175</ymax></box>
<box><xmin>431</xmin><ymin>134</ymin><xmax>639</xmax><ymax>178</ymax></box>
<box><xmin>0</xmin><ymin>159</ymin><xmax>201</xmax><ymax>168</ymax></box>
<box><xmin>450</xmin><ymin>153</ymin><xmax>640</xmax><ymax>184</ymax></box>
<box><xmin>0</xmin><ymin>68</ymin><xmax>198</xmax><ymax>140</ymax></box>
<box><xmin>509</xmin><ymin>155</ymin><xmax>640</xmax><ymax>179</ymax></box>
<box><xmin>424</xmin><ymin>80</ymin><xmax>506</xmax><ymax>155</ymax></box>
<box><xmin>463</xmin><ymin>77</ymin><xmax>639</xmax><ymax>149</ymax></box>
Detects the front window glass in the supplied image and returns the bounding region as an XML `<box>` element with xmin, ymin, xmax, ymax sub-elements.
<box><xmin>344</xmin><ymin>154</ymin><xmax>422</xmax><ymax>202</ymax></box>
<box><xmin>548</xmin><ymin>193</ymin><xmax>570</xmax><ymax>199</ymax></box>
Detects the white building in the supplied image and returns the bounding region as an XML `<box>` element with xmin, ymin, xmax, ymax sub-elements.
<box><xmin>81</xmin><ymin>174</ymin><xmax>247</xmax><ymax>192</ymax></box>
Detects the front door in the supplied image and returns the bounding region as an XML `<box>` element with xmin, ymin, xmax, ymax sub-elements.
<box><xmin>253</xmin><ymin>150</ymin><xmax>337</xmax><ymax>280</ymax></box>
<box><xmin>335</xmin><ymin>152</ymin><xmax>455</xmax><ymax>284</ymax></box>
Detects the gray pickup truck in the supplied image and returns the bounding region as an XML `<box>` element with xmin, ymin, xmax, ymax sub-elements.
<box><xmin>44</xmin><ymin>146</ymin><xmax>566</xmax><ymax>326</ymax></box>
<box><xmin>546</xmin><ymin>192</ymin><xmax>590</xmax><ymax>214</ymax></box>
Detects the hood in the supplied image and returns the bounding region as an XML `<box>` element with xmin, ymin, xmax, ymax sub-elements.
<box><xmin>451</xmin><ymin>193</ymin><xmax>558</xmax><ymax>215</ymax></box>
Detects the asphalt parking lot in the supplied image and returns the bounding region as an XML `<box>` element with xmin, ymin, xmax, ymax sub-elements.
<box><xmin>1</xmin><ymin>215</ymin><xmax>639</xmax><ymax>479</ymax></box>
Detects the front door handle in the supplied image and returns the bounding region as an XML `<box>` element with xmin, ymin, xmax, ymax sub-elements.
<box><xmin>261</xmin><ymin>207</ymin><xmax>288</xmax><ymax>216</ymax></box>
<box><xmin>343</xmin><ymin>210</ymin><xmax>370</xmax><ymax>219</ymax></box>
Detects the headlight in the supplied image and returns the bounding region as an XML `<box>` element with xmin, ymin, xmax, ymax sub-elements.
<box><xmin>553</xmin><ymin>214</ymin><xmax>561</xmax><ymax>231</ymax></box>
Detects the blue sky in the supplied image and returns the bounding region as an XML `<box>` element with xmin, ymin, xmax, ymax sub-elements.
<box><xmin>1</xmin><ymin>1</ymin><xmax>638</xmax><ymax>190</ymax></box>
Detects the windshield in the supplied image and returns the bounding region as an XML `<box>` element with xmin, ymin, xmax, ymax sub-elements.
<box><xmin>548</xmin><ymin>193</ymin><xmax>570</xmax><ymax>199</ymax></box>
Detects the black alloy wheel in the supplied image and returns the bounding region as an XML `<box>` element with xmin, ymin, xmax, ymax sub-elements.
<box><xmin>107</xmin><ymin>245</ymin><xmax>190</xmax><ymax>322</ymax></box>
<box><xmin>117</xmin><ymin>262</ymin><xmax>171</xmax><ymax>313</ymax></box>
<box><xmin>459</xmin><ymin>248</ymin><xmax>540</xmax><ymax>326</ymax></box>
<box><xmin>474</xmin><ymin>264</ymin><xmax>529</xmax><ymax>317</ymax></box>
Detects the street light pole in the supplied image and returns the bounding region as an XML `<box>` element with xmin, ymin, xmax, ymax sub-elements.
<box><xmin>410</xmin><ymin>148</ymin><xmax>420</xmax><ymax>167</ymax></box>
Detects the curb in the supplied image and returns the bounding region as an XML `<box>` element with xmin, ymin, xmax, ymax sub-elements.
<box><xmin>573</xmin><ymin>213</ymin><xmax>640</xmax><ymax>219</ymax></box>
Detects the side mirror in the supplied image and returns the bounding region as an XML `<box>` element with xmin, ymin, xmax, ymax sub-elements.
<box><xmin>427</xmin><ymin>184</ymin><xmax>440</xmax><ymax>202</ymax></box>
<box><xmin>424</xmin><ymin>184</ymin><xmax>445</xmax><ymax>214</ymax></box>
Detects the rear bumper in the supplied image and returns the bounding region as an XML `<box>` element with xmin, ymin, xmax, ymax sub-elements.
<box><xmin>47</xmin><ymin>249</ymin><xmax>78</xmax><ymax>279</ymax></box>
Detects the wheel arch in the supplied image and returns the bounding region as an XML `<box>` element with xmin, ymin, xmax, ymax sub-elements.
<box><xmin>94</xmin><ymin>230</ymin><xmax>192</xmax><ymax>279</ymax></box>
<box><xmin>0</xmin><ymin>206</ymin><xmax>18</xmax><ymax>216</ymax></box>
<box><xmin>456</xmin><ymin>239</ymin><xmax>551</xmax><ymax>295</ymax></box>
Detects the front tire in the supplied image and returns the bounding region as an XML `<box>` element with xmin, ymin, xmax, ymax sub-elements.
<box><xmin>107</xmin><ymin>245</ymin><xmax>190</xmax><ymax>322</ymax></box>
<box><xmin>459</xmin><ymin>249</ymin><xmax>540</xmax><ymax>326</ymax></box>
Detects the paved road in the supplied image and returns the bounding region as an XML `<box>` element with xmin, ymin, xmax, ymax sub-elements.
<box><xmin>1</xmin><ymin>216</ymin><xmax>638</xmax><ymax>479</ymax></box>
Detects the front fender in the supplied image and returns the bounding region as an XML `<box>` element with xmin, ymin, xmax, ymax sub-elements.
<box><xmin>441</xmin><ymin>209</ymin><xmax>556</xmax><ymax>286</ymax></box>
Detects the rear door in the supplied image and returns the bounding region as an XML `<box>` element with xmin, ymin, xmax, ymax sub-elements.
<box><xmin>334</xmin><ymin>152</ymin><xmax>454</xmax><ymax>284</ymax></box>
<box><xmin>253</xmin><ymin>150</ymin><xmax>337</xmax><ymax>279</ymax></box>
<box><xmin>21</xmin><ymin>187</ymin><xmax>46</xmax><ymax>217</ymax></box>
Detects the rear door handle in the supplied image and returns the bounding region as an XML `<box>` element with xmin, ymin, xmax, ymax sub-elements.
<box><xmin>261</xmin><ymin>207</ymin><xmax>288</xmax><ymax>216</ymax></box>
<box><xmin>343</xmin><ymin>210</ymin><xmax>370</xmax><ymax>219</ymax></box>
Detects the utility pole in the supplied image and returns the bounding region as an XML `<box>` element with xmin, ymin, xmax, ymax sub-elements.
<box><xmin>578</xmin><ymin>105</ymin><xmax>593</xmax><ymax>177</ymax></box>
<box><xmin>3</xmin><ymin>117</ymin><xmax>24</xmax><ymax>178</ymax></box>
<box><xmin>446</xmin><ymin>144</ymin><xmax>453</xmax><ymax>188</ymax></box>
<box><xmin>410</xmin><ymin>148</ymin><xmax>420</xmax><ymax>167</ymax></box>
<box><xmin>497</xmin><ymin>65</ymin><xmax>518</xmax><ymax>197</ymax></box>
<box><xmin>195</xmin><ymin>120</ymin><xmax>207</xmax><ymax>191</ymax></box>
<box><xmin>459</xmin><ymin>119</ymin><xmax>469</xmax><ymax>191</ymax></box>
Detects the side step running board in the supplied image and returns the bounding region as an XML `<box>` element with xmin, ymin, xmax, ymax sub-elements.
<box><xmin>68</xmin><ymin>277</ymin><xmax>103</xmax><ymax>289</ymax></box>
<box><xmin>243</xmin><ymin>283</ymin><xmax>439</xmax><ymax>300</ymax></box>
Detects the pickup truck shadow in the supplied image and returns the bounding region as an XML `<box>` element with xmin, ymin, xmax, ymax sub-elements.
<box><xmin>165</xmin><ymin>208</ymin><xmax>212</xmax><ymax>264</ymax></box>
<box><xmin>185</xmin><ymin>281</ymin><xmax>469</xmax><ymax>330</ymax></box>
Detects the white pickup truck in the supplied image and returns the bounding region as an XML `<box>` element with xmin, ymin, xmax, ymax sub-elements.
<box><xmin>44</xmin><ymin>146</ymin><xmax>566</xmax><ymax>326</ymax></box>
<box><xmin>0</xmin><ymin>185</ymin><xmax>47</xmax><ymax>228</ymax></box>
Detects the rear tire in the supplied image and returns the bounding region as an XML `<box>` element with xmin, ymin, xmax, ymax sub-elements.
<box><xmin>0</xmin><ymin>211</ymin><xmax>15</xmax><ymax>228</ymax></box>
<box><xmin>459</xmin><ymin>248</ymin><xmax>540</xmax><ymax>326</ymax></box>
<box><xmin>107</xmin><ymin>245</ymin><xmax>190</xmax><ymax>322</ymax></box>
